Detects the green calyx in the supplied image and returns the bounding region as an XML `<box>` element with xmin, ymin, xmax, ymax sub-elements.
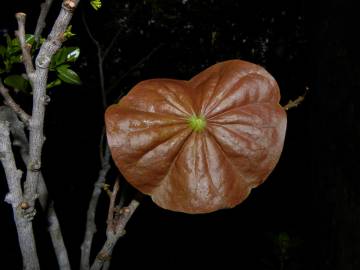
<box><xmin>188</xmin><ymin>115</ymin><xmax>207</xmax><ymax>132</ymax></box>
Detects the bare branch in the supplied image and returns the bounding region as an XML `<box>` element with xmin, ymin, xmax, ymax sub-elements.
<box><xmin>15</xmin><ymin>13</ymin><xmax>35</xmax><ymax>76</ymax></box>
<box><xmin>0</xmin><ymin>120</ymin><xmax>40</xmax><ymax>270</ymax></box>
<box><xmin>81</xmin><ymin>10</ymin><xmax>100</xmax><ymax>49</ymax></box>
<box><xmin>81</xmin><ymin>11</ymin><xmax>107</xmax><ymax>109</ymax></box>
<box><xmin>46</xmin><ymin>201</ymin><xmax>72</xmax><ymax>270</ymax></box>
<box><xmin>90</xmin><ymin>184</ymin><xmax>140</xmax><ymax>270</ymax></box>
<box><xmin>0</xmin><ymin>106</ymin><xmax>71</xmax><ymax>270</ymax></box>
<box><xmin>34</xmin><ymin>0</ymin><xmax>55</xmax><ymax>43</ymax></box>
<box><xmin>102</xmin><ymin>2</ymin><xmax>142</xmax><ymax>62</ymax></box>
<box><xmin>0</xmin><ymin>120</ymin><xmax>24</xmax><ymax>214</ymax></box>
<box><xmin>23</xmin><ymin>0</ymin><xmax>80</xmax><ymax>214</ymax></box>
<box><xmin>80</xmin><ymin>146</ymin><xmax>111</xmax><ymax>270</ymax></box>
<box><xmin>0</xmin><ymin>80</ymin><xmax>30</xmax><ymax>126</ymax></box>
<box><xmin>102</xmin><ymin>28</ymin><xmax>122</xmax><ymax>61</ymax></box>
<box><xmin>107</xmin><ymin>180</ymin><xmax>120</xmax><ymax>228</ymax></box>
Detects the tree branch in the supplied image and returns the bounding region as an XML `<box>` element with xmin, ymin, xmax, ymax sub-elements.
<box><xmin>90</xmin><ymin>181</ymin><xmax>140</xmax><ymax>270</ymax></box>
<box><xmin>0</xmin><ymin>120</ymin><xmax>40</xmax><ymax>270</ymax></box>
<box><xmin>81</xmin><ymin>11</ymin><xmax>107</xmax><ymax>109</ymax></box>
<box><xmin>15</xmin><ymin>13</ymin><xmax>35</xmax><ymax>76</ymax></box>
<box><xmin>0</xmin><ymin>80</ymin><xmax>31</xmax><ymax>126</ymax></box>
<box><xmin>80</xmin><ymin>145</ymin><xmax>111</xmax><ymax>270</ymax></box>
<box><xmin>34</xmin><ymin>0</ymin><xmax>55</xmax><ymax>44</ymax></box>
<box><xmin>23</xmin><ymin>0</ymin><xmax>80</xmax><ymax>214</ymax></box>
<box><xmin>0</xmin><ymin>106</ymin><xmax>71</xmax><ymax>270</ymax></box>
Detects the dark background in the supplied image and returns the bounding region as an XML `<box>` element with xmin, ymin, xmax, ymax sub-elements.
<box><xmin>1</xmin><ymin>0</ymin><xmax>359</xmax><ymax>269</ymax></box>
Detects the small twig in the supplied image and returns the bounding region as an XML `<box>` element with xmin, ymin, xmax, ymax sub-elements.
<box><xmin>81</xmin><ymin>11</ymin><xmax>107</xmax><ymax>109</ymax></box>
<box><xmin>101</xmin><ymin>2</ymin><xmax>142</xmax><ymax>62</ymax></box>
<box><xmin>15</xmin><ymin>13</ymin><xmax>35</xmax><ymax>76</ymax></box>
<box><xmin>81</xmin><ymin>10</ymin><xmax>100</xmax><ymax>49</ymax></box>
<box><xmin>90</xmin><ymin>189</ymin><xmax>140</xmax><ymax>270</ymax></box>
<box><xmin>34</xmin><ymin>0</ymin><xmax>55</xmax><ymax>44</ymax></box>
<box><xmin>0</xmin><ymin>80</ymin><xmax>31</xmax><ymax>126</ymax></box>
<box><xmin>0</xmin><ymin>120</ymin><xmax>40</xmax><ymax>270</ymax></box>
<box><xmin>283</xmin><ymin>86</ymin><xmax>309</xmax><ymax>111</ymax></box>
<box><xmin>102</xmin><ymin>28</ymin><xmax>122</xmax><ymax>61</ymax></box>
<box><xmin>107</xmin><ymin>44</ymin><xmax>163</xmax><ymax>97</ymax></box>
<box><xmin>80</xmin><ymin>145</ymin><xmax>111</xmax><ymax>270</ymax></box>
<box><xmin>107</xmin><ymin>180</ymin><xmax>120</xmax><ymax>229</ymax></box>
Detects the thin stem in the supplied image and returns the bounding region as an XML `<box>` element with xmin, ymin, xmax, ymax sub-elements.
<box><xmin>15</xmin><ymin>13</ymin><xmax>35</xmax><ymax>76</ymax></box>
<box><xmin>107</xmin><ymin>180</ymin><xmax>120</xmax><ymax>227</ymax></box>
<box><xmin>34</xmin><ymin>0</ymin><xmax>55</xmax><ymax>43</ymax></box>
<box><xmin>97</xmin><ymin>51</ymin><xmax>106</xmax><ymax>109</ymax></box>
<box><xmin>81</xmin><ymin>11</ymin><xmax>107</xmax><ymax>109</ymax></box>
<box><xmin>0</xmin><ymin>80</ymin><xmax>30</xmax><ymax>126</ymax></box>
<box><xmin>102</xmin><ymin>28</ymin><xmax>122</xmax><ymax>61</ymax></box>
<box><xmin>80</xmin><ymin>146</ymin><xmax>111</xmax><ymax>270</ymax></box>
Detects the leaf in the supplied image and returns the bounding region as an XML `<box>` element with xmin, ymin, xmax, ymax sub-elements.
<box><xmin>90</xmin><ymin>0</ymin><xmax>102</xmax><ymax>10</ymax></box>
<box><xmin>25</xmin><ymin>34</ymin><xmax>35</xmax><ymax>45</ymax></box>
<box><xmin>47</xmin><ymin>79</ymin><xmax>62</xmax><ymax>89</ymax></box>
<box><xmin>50</xmin><ymin>47</ymin><xmax>80</xmax><ymax>69</ymax></box>
<box><xmin>0</xmin><ymin>45</ymin><xmax>6</xmax><ymax>57</ymax></box>
<box><xmin>9</xmin><ymin>37</ymin><xmax>21</xmax><ymax>54</ymax></box>
<box><xmin>63</xmin><ymin>25</ymin><xmax>76</xmax><ymax>40</ymax></box>
<box><xmin>56</xmin><ymin>65</ymin><xmax>81</xmax><ymax>85</ymax></box>
<box><xmin>10</xmin><ymin>55</ymin><xmax>22</xmax><ymax>64</ymax></box>
<box><xmin>4</xmin><ymin>75</ymin><xmax>29</xmax><ymax>91</ymax></box>
<box><xmin>105</xmin><ymin>59</ymin><xmax>287</xmax><ymax>214</ymax></box>
<box><xmin>66</xmin><ymin>48</ymin><xmax>80</xmax><ymax>62</ymax></box>
<box><xmin>5</xmin><ymin>34</ymin><xmax>12</xmax><ymax>48</ymax></box>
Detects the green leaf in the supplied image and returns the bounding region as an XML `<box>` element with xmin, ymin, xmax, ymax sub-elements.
<box><xmin>25</xmin><ymin>34</ymin><xmax>35</xmax><ymax>45</ymax></box>
<box><xmin>9</xmin><ymin>38</ymin><xmax>21</xmax><ymax>54</ymax></box>
<box><xmin>66</xmin><ymin>47</ymin><xmax>80</xmax><ymax>62</ymax></box>
<box><xmin>47</xmin><ymin>78</ymin><xmax>62</xmax><ymax>89</ymax></box>
<box><xmin>51</xmin><ymin>47</ymin><xmax>80</xmax><ymax>69</ymax></box>
<box><xmin>5</xmin><ymin>34</ymin><xmax>12</xmax><ymax>48</ymax></box>
<box><xmin>63</xmin><ymin>25</ymin><xmax>76</xmax><ymax>40</ymax></box>
<box><xmin>90</xmin><ymin>0</ymin><xmax>102</xmax><ymax>10</ymax></box>
<box><xmin>5</xmin><ymin>35</ymin><xmax>35</xmax><ymax>56</ymax></box>
<box><xmin>0</xmin><ymin>45</ymin><xmax>6</xmax><ymax>57</ymax></box>
<box><xmin>4</xmin><ymin>59</ymin><xmax>12</xmax><ymax>72</ymax></box>
<box><xmin>56</xmin><ymin>65</ymin><xmax>81</xmax><ymax>85</ymax></box>
<box><xmin>4</xmin><ymin>75</ymin><xmax>29</xmax><ymax>91</ymax></box>
<box><xmin>10</xmin><ymin>55</ymin><xmax>22</xmax><ymax>64</ymax></box>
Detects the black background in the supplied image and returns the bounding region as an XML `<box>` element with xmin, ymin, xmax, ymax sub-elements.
<box><xmin>1</xmin><ymin>0</ymin><xmax>359</xmax><ymax>269</ymax></box>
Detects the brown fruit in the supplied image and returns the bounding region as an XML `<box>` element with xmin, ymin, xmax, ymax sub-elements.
<box><xmin>105</xmin><ymin>60</ymin><xmax>287</xmax><ymax>213</ymax></box>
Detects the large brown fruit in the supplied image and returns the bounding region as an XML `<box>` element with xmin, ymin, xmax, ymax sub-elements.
<box><xmin>105</xmin><ymin>60</ymin><xmax>287</xmax><ymax>213</ymax></box>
